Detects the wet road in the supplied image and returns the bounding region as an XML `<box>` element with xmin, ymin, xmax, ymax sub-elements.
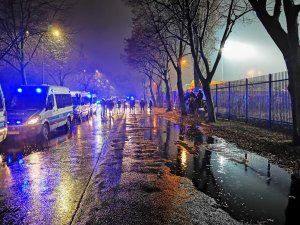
<box><xmin>140</xmin><ymin>115</ymin><xmax>299</xmax><ymax>225</ymax></box>
<box><xmin>1</xmin><ymin>111</ymin><xmax>299</xmax><ymax>225</ymax></box>
<box><xmin>0</xmin><ymin>113</ymin><xmax>118</xmax><ymax>225</ymax></box>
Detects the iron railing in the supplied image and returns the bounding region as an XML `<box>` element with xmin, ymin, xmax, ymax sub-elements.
<box><xmin>212</xmin><ymin>71</ymin><xmax>292</xmax><ymax>127</ymax></box>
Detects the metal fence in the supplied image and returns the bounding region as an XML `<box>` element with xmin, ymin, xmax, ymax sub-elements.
<box><xmin>212</xmin><ymin>71</ymin><xmax>292</xmax><ymax>127</ymax></box>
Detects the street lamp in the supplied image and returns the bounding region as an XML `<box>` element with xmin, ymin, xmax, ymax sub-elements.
<box><xmin>221</xmin><ymin>48</ymin><xmax>224</xmax><ymax>81</ymax></box>
<box><xmin>52</xmin><ymin>29</ymin><xmax>61</xmax><ymax>38</ymax></box>
<box><xmin>180</xmin><ymin>58</ymin><xmax>187</xmax><ymax>66</ymax></box>
<box><xmin>41</xmin><ymin>26</ymin><xmax>63</xmax><ymax>84</ymax></box>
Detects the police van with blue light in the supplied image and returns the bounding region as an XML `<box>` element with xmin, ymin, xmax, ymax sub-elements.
<box><xmin>71</xmin><ymin>91</ymin><xmax>90</xmax><ymax>123</ymax></box>
<box><xmin>81</xmin><ymin>92</ymin><xmax>97</xmax><ymax>116</ymax></box>
<box><xmin>0</xmin><ymin>85</ymin><xmax>7</xmax><ymax>143</ymax></box>
<box><xmin>90</xmin><ymin>93</ymin><xmax>98</xmax><ymax>115</ymax></box>
<box><xmin>7</xmin><ymin>85</ymin><xmax>73</xmax><ymax>142</ymax></box>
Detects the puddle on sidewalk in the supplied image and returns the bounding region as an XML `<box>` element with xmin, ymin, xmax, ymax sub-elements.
<box><xmin>140</xmin><ymin>115</ymin><xmax>299</xmax><ymax>225</ymax></box>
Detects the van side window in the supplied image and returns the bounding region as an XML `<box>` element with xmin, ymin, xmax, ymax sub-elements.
<box><xmin>0</xmin><ymin>94</ymin><xmax>3</xmax><ymax>111</ymax></box>
<box><xmin>55</xmin><ymin>94</ymin><xmax>72</xmax><ymax>109</ymax></box>
<box><xmin>48</xmin><ymin>95</ymin><xmax>54</xmax><ymax>107</ymax></box>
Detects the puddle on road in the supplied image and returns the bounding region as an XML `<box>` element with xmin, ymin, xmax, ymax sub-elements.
<box><xmin>0</xmin><ymin>114</ymin><xmax>108</xmax><ymax>167</ymax></box>
<box><xmin>140</xmin><ymin>115</ymin><xmax>299</xmax><ymax>225</ymax></box>
<box><xmin>0</xmin><ymin>130</ymin><xmax>72</xmax><ymax>167</ymax></box>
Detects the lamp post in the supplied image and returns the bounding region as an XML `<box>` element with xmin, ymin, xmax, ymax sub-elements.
<box><xmin>41</xmin><ymin>26</ymin><xmax>63</xmax><ymax>84</ymax></box>
<box><xmin>221</xmin><ymin>55</ymin><xmax>224</xmax><ymax>81</ymax></box>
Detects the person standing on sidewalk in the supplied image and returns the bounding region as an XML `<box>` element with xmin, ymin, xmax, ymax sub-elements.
<box><xmin>148</xmin><ymin>100</ymin><xmax>153</xmax><ymax>112</ymax></box>
<box><xmin>117</xmin><ymin>99</ymin><xmax>122</xmax><ymax>114</ymax></box>
<box><xmin>140</xmin><ymin>99</ymin><xmax>145</xmax><ymax>112</ymax></box>
<box><xmin>100</xmin><ymin>98</ymin><xmax>107</xmax><ymax>118</ymax></box>
<box><xmin>123</xmin><ymin>100</ymin><xmax>127</xmax><ymax>113</ymax></box>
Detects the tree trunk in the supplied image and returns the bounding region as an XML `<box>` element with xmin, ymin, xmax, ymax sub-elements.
<box><xmin>20</xmin><ymin>65</ymin><xmax>27</xmax><ymax>85</ymax></box>
<box><xmin>156</xmin><ymin>88</ymin><xmax>162</xmax><ymax>107</ymax></box>
<box><xmin>164</xmin><ymin>78</ymin><xmax>172</xmax><ymax>111</ymax></box>
<box><xmin>149</xmin><ymin>78</ymin><xmax>157</xmax><ymax>107</ymax></box>
<box><xmin>176</xmin><ymin>68</ymin><xmax>187</xmax><ymax>115</ymax></box>
<box><xmin>202</xmin><ymin>80</ymin><xmax>216</xmax><ymax>122</ymax></box>
<box><xmin>194</xmin><ymin>62</ymin><xmax>201</xmax><ymax>89</ymax></box>
<box><xmin>286</xmin><ymin>51</ymin><xmax>300</xmax><ymax>145</ymax></box>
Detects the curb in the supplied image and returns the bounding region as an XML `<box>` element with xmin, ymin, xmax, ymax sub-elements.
<box><xmin>69</xmin><ymin>115</ymin><xmax>125</xmax><ymax>225</ymax></box>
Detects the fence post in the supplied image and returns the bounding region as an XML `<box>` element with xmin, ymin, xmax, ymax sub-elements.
<box><xmin>228</xmin><ymin>81</ymin><xmax>231</xmax><ymax>120</ymax></box>
<box><xmin>245</xmin><ymin>79</ymin><xmax>249</xmax><ymax>123</ymax></box>
<box><xmin>268</xmin><ymin>74</ymin><xmax>272</xmax><ymax>128</ymax></box>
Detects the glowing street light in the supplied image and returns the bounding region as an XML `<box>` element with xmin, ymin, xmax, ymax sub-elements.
<box><xmin>222</xmin><ymin>41</ymin><xmax>256</xmax><ymax>61</ymax></box>
<box><xmin>221</xmin><ymin>41</ymin><xmax>257</xmax><ymax>80</ymax></box>
<box><xmin>52</xmin><ymin>28</ymin><xmax>61</xmax><ymax>38</ymax></box>
<box><xmin>180</xmin><ymin>58</ymin><xmax>187</xmax><ymax>66</ymax></box>
<box><xmin>41</xmin><ymin>25</ymin><xmax>64</xmax><ymax>84</ymax></box>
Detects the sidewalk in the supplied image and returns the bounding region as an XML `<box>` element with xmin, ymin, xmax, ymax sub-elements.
<box><xmin>71</xmin><ymin>113</ymin><xmax>242</xmax><ymax>225</ymax></box>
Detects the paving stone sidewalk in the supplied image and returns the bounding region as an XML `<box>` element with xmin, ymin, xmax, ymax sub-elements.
<box><xmin>72</xmin><ymin>114</ymin><xmax>243</xmax><ymax>225</ymax></box>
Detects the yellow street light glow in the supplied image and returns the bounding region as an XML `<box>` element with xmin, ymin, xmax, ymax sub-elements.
<box><xmin>52</xmin><ymin>29</ymin><xmax>61</xmax><ymax>37</ymax></box>
<box><xmin>180</xmin><ymin>58</ymin><xmax>187</xmax><ymax>66</ymax></box>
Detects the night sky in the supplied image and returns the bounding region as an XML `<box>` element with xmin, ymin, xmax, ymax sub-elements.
<box><xmin>77</xmin><ymin>0</ymin><xmax>140</xmax><ymax>96</ymax></box>
<box><xmin>83</xmin><ymin>0</ymin><xmax>290</xmax><ymax>91</ymax></box>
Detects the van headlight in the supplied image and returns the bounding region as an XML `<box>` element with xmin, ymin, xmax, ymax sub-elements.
<box><xmin>27</xmin><ymin>116</ymin><xmax>41</xmax><ymax>125</ymax></box>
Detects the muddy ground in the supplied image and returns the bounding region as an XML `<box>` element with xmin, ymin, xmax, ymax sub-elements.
<box><xmin>154</xmin><ymin>108</ymin><xmax>300</xmax><ymax>172</ymax></box>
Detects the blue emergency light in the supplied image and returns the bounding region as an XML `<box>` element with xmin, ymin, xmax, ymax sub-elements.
<box><xmin>17</xmin><ymin>88</ymin><xmax>23</xmax><ymax>93</ymax></box>
<box><xmin>36</xmin><ymin>88</ymin><xmax>42</xmax><ymax>94</ymax></box>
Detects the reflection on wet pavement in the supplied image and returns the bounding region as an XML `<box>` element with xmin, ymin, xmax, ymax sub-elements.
<box><xmin>140</xmin><ymin>115</ymin><xmax>299</xmax><ymax>225</ymax></box>
<box><xmin>0</xmin><ymin>114</ymin><xmax>113</xmax><ymax>224</ymax></box>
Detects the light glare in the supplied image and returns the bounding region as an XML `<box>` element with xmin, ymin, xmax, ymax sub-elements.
<box><xmin>223</xmin><ymin>41</ymin><xmax>256</xmax><ymax>61</ymax></box>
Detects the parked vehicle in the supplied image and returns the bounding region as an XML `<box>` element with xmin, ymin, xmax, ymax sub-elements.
<box><xmin>0</xmin><ymin>85</ymin><xmax>7</xmax><ymax>143</ymax></box>
<box><xmin>6</xmin><ymin>85</ymin><xmax>73</xmax><ymax>142</ymax></box>
<box><xmin>91</xmin><ymin>93</ymin><xmax>98</xmax><ymax>115</ymax></box>
<box><xmin>82</xmin><ymin>92</ymin><xmax>97</xmax><ymax>116</ymax></box>
<box><xmin>71</xmin><ymin>91</ymin><xmax>90</xmax><ymax>123</ymax></box>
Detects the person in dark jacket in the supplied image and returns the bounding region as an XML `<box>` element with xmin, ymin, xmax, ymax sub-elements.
<box><xmin>148</xmin><ymin>100</ymin><xmax>153</xmax><ymax>112</ymax></box>
<box><xmin>140</xmin><ymin>99</ymin><xmax>146</xmax><ymax>112</ymax></box>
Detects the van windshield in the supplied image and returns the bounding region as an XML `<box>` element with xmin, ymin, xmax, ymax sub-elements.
<box><xmin>8</xmin><ymin>86</ymin><xmax>48</xmax><ymax>110</ymax></box>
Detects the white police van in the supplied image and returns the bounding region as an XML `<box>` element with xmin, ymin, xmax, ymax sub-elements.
<box><xmin>7</xmin><ymin>85</ymin><xmax>73</xmax><ymax>141</ymax></box>
<box><xmin>71</xmin><ymin>91</ymin><xmax>90</xmax><ymax>123</ymax></box>
<box><xmin>0</xmin><ymin>85</ymin><xmax>7</xmax><ymax>143</ymax></box>
<box><xmin>91</xmin><ymin>93</ymin><xmax>98</xmax><ymax>115</ymax></box>
<box><xmin>82</xmin><ymin>92</ymin><xmax>97</xmax><ymax>116</ymax></box>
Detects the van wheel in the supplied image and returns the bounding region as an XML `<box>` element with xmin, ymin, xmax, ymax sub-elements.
<box><xmin>38</xmin><ymin>123</ymin><xmax>49</xmax><ymax>143</ymax></box>
<box><xmin>65</xmin><ymin>118</ymin><xmax>71</xmax><ymax>133</ymax></box>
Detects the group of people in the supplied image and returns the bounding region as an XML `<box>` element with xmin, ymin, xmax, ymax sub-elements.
<box><xmin>100</xmin><ymin>98</ymin><xmax>153</xmax><ymax>118</ymax></box>
<box><xmin>184</xmin><ymin>90</ymin><xmax>207</xmax><ymax>115</ymax></box>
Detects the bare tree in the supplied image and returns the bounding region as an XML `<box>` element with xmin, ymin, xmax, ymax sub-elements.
<box><xmin>127</xmin><ymin>27</ymin><xmax>172</xmax><ymax>110</ymax></box>
<box><xmin>0</xmin><ymin>0</ymin><xmax>70</xmax><ymax>85</ymax></box>
<box><xmin>248</xmin><ymin>0</ymin><xmax>300</xmax><ymax>145</ymax></box>
<box><xmin>125</xmin><ymin>18</ymin><xmax>173</xmax><ymax>110</ymax></box>
<box><xmin>42</xmin><ymin>30</ymin><xmax>80</xmax><ymax>86</ymax></box>
<box><xmin>125</xmin><ymin>0</ymin><xmax>188</xmax><ymax>115</ymax></box>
